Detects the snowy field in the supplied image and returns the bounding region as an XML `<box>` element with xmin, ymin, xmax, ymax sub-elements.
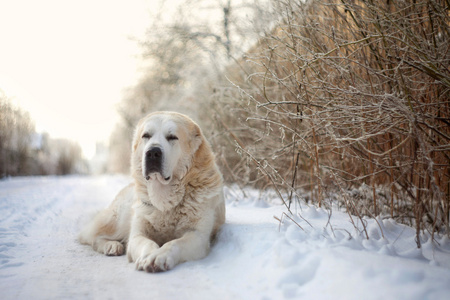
<box><xmin>1</xmin><ymin>175</ymin><xmax>449</xmax><ymax>300</ymax></box>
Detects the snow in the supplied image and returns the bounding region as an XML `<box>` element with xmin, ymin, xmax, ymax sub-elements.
<box><xmin>1</xmin><ymin>175</ymin><xmax>449</xmax><ymax>300</ymax></box>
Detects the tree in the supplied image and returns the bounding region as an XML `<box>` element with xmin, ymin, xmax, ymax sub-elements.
<box><xmin>0</xmin><ymin>90</ymin><xmax>87</xmax><ymax>177</ymax></box>
<box><xmin>109</xmin><ymin>0</ymin><xmax>272</xmax><ymax>173</ymax></box>
<box><xmin>0</xmin><ymin>91</ymin><xmax>35</xmax><ymax>177</ymax></box>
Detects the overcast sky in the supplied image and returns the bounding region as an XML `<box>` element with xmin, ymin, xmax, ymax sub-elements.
<box><xmin>0</xmin><ymin>0</ymin><xmax>155</xmax><ymax>158</ymax></box>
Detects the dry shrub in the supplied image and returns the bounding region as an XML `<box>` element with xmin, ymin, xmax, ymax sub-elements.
<box><xmin>212</xmin><ymin>0</ymin><xmax>450</xmax><ymax>241</ymax></box>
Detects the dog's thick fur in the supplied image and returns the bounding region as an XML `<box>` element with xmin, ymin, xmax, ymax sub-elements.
<box><xmin>78</xmin><ymin>112</ymin><xmax>225</xmax><ymax>272</ymax></box>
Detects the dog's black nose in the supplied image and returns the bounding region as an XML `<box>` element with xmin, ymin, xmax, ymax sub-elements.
<box><xmin>146</xmin><ymin>147</ymin><xmax>162</xmax><ymax>159</ymax></box>
<box><xmin>145</xmin><ymin>147</ymin><xmax>163</xmax><ymax>178</ymax></box>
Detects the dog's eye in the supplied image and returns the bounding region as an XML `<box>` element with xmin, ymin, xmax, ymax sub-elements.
<box><xmin>167</xmin><ymin>135</ymin><xmax>178</xmax><ymax>141</ymax></box>
<box><xmin>142</xmin><ymin>133</ymin><xmax>151</xmax><ymax>139</ymax></box>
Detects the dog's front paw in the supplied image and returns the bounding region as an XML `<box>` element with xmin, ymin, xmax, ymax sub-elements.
<box><xmin>135</xmin><ymin>254</ymin><xmax>154</xmax><ymax>272</ymax></box>
<box><xmin>138</xmin><ymin>244</ymin><xmax>180</xmax><ymax>273</ymax></box>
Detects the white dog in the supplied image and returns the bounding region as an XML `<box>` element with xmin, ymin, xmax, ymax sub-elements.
<box><xmin>79</xmin><ymin>112</ymin><xmax>225</xmax><ymax>272</ymax></box>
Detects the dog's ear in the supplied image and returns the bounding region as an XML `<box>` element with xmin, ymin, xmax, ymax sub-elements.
<box><xmin>190</xmin><ymin>124</ymin><xmax>203</xmax><ymax>154</ymax></box>
<box><xmin>189</xmin><ymin>122</ymin><xmax>217</xmax><ymax>184</ymax></box>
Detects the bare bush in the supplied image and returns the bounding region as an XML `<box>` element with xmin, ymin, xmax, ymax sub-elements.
<box><xmin>214</xmin><ymin>0</ymin><xmax>450</xmax><ymax>240</ymax></box>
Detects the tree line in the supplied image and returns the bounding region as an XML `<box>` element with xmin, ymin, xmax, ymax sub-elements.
<box><xmin>0</xmin><ymin>91</ymin><xmax>86</xmax><ymax>177</ymax></box>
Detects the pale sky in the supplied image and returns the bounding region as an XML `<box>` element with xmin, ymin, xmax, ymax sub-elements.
<box><xmin>0</xmin><ymin>0</ymin><xmax>154</xmax><ymax>158</ymax></box>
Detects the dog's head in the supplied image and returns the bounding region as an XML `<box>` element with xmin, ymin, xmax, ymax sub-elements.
<box><xmin>131</xmin><ymin>112</ymin><xmax>203</xmax><ymax>186</ymax></box>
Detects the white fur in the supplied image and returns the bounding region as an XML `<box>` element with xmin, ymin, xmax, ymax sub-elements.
<box><xmin>140</xmin><ymin>119</ymin><xmax>181</xmax><ymax>184</ymax></box>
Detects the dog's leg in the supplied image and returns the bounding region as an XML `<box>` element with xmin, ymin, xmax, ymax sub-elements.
<box><xmin>127</xmin><ymin>235</ymin><xmax>160</xmax><ymax>270</ymax></box>
<box><xmin>79</xmin><ymin>184</ymin><xmax>133</xmax><ymax>256</ymax></box>
<box><xmin>143</xmin><ymin>210</ymin><xmax>215</xmax><ymax>272</ymax></box>
<box><xmin>79</xmin><ymin>209</ymin><xmax>123</xmax><ymax>255</ymax></box>
<box><xmin>146</xmin><ymin>230</ymin><xmax>210</xmax><ymax>272</ymax></box>
<box><xmin>127</xmin><ymin>215</ymin><xmax>160</xmax><ymax>271</ymax></box>
<box><xmin>79</xmin><ymin>215</ymin><xmax>126</xmax><ymax>256</ymax></box>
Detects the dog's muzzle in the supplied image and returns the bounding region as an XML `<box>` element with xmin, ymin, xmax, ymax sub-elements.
<box><xmin>145</xmin><ymin>147</ymin><xmax>163</xmax><ymax>179</ymax></box>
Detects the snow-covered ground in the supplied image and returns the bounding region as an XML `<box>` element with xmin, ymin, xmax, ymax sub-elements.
<box><xmin>1</xmin><ymin>175</ymin><xmax>449</xmax><ymax>300</ymax></box>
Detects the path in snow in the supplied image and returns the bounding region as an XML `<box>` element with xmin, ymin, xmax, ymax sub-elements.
<box><xmin>0</xmin><ymin>175</ymin><xmax>449</xmax><ymax>299</ymax></box>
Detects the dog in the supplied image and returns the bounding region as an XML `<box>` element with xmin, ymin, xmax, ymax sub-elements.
<box><xmin>79</xmin><ymin>111</ymin><xmax>225</xmax><ymax>272</ymax></box>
